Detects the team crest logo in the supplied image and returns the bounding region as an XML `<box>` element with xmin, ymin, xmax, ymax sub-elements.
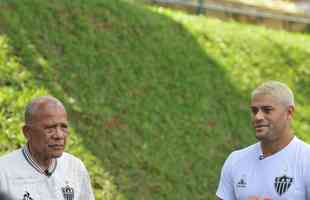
<box><xmin>274</xmin><ymin>175</ymin><xmax>293</xmax><ymax>196</ymax></box>
<box><xmin>62</xmin><ymin>184</ymin><xmax>74</xmax><ymax>200</ymax></box>
<box><xmin>23</xmin><ymin>191</ymin><xmax>33</xmax><ymax>200</ymax></box>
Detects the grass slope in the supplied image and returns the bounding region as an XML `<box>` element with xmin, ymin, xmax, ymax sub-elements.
<box><xmin>0</xmin><ymin>0</ymin><xmax>310</xmax><ymax>199</ymax></box>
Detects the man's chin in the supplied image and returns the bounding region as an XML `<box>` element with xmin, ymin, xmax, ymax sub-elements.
<box><xmin>51</xmin><ymin>152</ymin><xmax>64</xmax><ymax>158</ymax></box>
<box><xmin>255</xmin><ymin>131</ymin><xmax>268</xmax><ymax>141</ymax></box>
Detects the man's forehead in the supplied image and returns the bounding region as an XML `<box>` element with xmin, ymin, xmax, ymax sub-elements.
<box><xmin>34</xmin><ymin>100</ymin><xmax>65</xmax><ymax>112</ymax></box>
<box><xmin>250</xmin><ymin>94</ymin><xmax>281</xmax><ymax>107</ymax></box>
<box><xmin>30</xmin><ymin>102</ymin><xmax>67</xmax><ymax>120</ymax></box>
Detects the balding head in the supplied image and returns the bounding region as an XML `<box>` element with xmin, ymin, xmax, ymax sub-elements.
<box><xmin>24</xmin><ymin>96</ymin><xmax>66</xmax><ymax>125</ymax></box>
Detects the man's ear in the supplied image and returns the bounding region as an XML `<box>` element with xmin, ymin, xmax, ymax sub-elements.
<box><xmin>287</xmin><ymin>105</ymin><xmax>295</xmax><ymax>120</ymax></box>
<box><xmin>22</xmin><ymin>125</ymin><xmax>31</xmax><ymax>140</ymax></box>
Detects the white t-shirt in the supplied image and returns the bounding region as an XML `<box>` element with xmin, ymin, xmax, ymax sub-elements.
<box><xmin>0</xmin><ymin>146</ymin><xmax>95</xmax><ymax>200</ymax></box>
<box><xmin>216</xmin><ymin>137</ymin><xmax>310</xmax><ymax>200</ymax></box>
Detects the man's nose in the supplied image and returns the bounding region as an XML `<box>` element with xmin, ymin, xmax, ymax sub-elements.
<box><xmin>254</xmin><ymin>109</ymin><xmax>264</xmax><ymax>121</ymax></box>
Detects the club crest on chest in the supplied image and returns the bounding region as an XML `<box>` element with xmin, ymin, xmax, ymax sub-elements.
<box><xmin>274</xmin><ymin>175</ymin><xmax>293</xmax><ymax>196</ymax></box>
<box><xmin>62</xmin><ymin>184</ymin><xmax>74</xmax><ymax>200</ymax></box>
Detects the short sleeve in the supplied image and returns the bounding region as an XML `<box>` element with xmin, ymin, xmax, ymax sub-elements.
<box><xmin>303</xmin><ymin>147</ymin><xmax>310</xmax><ymax>200</ymax></box>
<box><xmin>0</xmin><ymin>166</ymin><xmax>8</xmax><ymax>191</ymax></box>
<box><xmin>216</xmin><ymin>152</ymin><xmax>236</xmax><ymax>200</ymax></box>
<box><xmin>78</xmin><ymin>161</ymin><xmax>95</xmax><ymax>200</ymax></box>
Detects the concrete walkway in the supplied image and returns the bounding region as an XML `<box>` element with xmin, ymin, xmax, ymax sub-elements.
<box><xmin>151</xmin><ymin>0</ymin><xmax>310</xmax><ymax>31</ymax></box>
<box><xmin>234</xmin><ymin>0</ymin><xmax>310</xmax><ymax>16</ymax></box>
<box><xmin>295</xmin><ymin>1</ymin><xmax>310</xmax><ymax>15</ymax></box>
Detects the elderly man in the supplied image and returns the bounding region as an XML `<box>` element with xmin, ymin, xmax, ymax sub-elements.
<box><xmin>0</xmin><ymin>96</ymin><xmax>95</xmax><ymax>200</ymax></box>
<box><xmin>216</xmin><ymin>81</ymin><xmax>310</xmax><ymax>200</ymax></box>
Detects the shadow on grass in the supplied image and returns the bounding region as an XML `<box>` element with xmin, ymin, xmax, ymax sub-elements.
<box><xmin>0</xmin><ymin>0</ymin><xmax>253</xmax><ymax>199</ymax></box>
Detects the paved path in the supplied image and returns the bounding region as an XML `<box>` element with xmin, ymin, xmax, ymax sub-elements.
<box><xmin>295</xmin><ymin>1</ymin><xmax>310</xmax><ymax>15</ymax></box>
<box><xmin>152</xmin><ymin>0</ymin><xmax>310</xmax><ymax>24</ymax></box>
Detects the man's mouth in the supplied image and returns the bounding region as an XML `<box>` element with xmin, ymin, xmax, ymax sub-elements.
<box><xmin>48</xmin><ymin>144</ymin><xmax>64</xmax><ymax>149</ymax></box>
<box><xmin>254</xmin><ymin>124</ymin><xmax>269</xmax><ymax>128</ymax></box>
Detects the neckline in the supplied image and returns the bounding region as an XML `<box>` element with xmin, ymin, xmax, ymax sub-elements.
<box><xmin>22</xmin><ymin>144</ymin><xmax>57</xmax><ymax>177</ymax></box>
<box><xmin>257</xmin><ymin>136</ymin><xmax>297</xmax><ymax>161</ymax></box>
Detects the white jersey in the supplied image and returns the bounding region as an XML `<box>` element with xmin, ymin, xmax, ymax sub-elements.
<box><xmin>216</xmin><ymin>137</ymin><xmax>310</xmax><ymax>200</ymax></box>
<box><xmin>0</xmin><ymin>146</ymin><xmax>95</xmax><ymax>200</ymax></box>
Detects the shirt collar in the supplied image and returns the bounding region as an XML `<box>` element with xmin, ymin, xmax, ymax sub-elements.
<box><xmin>22</xmin><ymin>144</ymin><xmax>57</xmax><ymax>177</ymax></box>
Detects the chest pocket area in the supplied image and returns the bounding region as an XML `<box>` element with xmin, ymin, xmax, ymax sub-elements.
<box><xmin>281</xmin><ymin>181</ymin><xmax>304</xmax><ymax>199</ymax></box>
<box><xmin>54</xmin><ymin>177</ymin><xmax>80</xmax><ymax>200</ymax></box>
<box><xmin>9</xmin><ymin>178</ymin><xmax>41</xmax><ymax>200</ymax></box>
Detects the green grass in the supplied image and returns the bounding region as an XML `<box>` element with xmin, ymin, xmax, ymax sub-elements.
<box><xmin>0</xmin><ymin>0</ymin><xmax>310</xmax><ymax>199</ymax></box>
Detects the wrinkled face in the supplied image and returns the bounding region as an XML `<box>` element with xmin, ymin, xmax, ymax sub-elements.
<box><xmin>250</xmin><ymin>94</ymin><xmax>293</xmax><ymax>142</ymax></box>
<box><xmin>24</xmin><ymin>104</ymin><xmax>69</xmax><ymax>161</ymax></box>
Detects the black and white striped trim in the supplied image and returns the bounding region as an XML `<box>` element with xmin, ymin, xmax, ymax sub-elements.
<box><xmin>22</xmin><ymin>144</ymin><xmax>57</xmax><ymax>176</ymax></box>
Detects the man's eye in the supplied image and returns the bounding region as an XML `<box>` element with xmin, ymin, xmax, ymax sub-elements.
<box><xmin>251</xmin><ymin>108</ymin><xmax>258</xmax><ymax>114</ymax></box>
<box><xmin>61</xmin><ymin>124</ymin><xmax>68</xmax><ymax>129</ymax></box>
<box><xmin>61</xmin><ymin>126</ymin><xmax>68</xmax><ymax>132</ymax></box>
<box><xmin>262</xmin><ymin>108</ymin><xmax>272</xmax><ymax>113</ymax></box>
<box><xmin>45</xmin><ymin>127</ymin><xmax>55</xmax><ymax>133</ymax></box>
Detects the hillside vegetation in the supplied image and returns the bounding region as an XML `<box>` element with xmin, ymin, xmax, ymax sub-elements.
<box><xmin>0</xmin><ymin>0</ymin><xmax>310</xmax><ymax>199</ymax></box>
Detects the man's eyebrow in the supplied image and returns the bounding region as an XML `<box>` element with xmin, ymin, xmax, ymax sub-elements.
<box><xmin>250</xmin><ymin>105</ymin><xmax>273</xmax><ymax>110</ymax></box>
<box><xmin>250</xmin><ymin>105</ymin><xmax>273</xmax><ymax>107</ymax></box>
<box><xmin>261</xmin><ymin>106</ymin><xmax>273</xmax><ymax>108</ymax></box>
